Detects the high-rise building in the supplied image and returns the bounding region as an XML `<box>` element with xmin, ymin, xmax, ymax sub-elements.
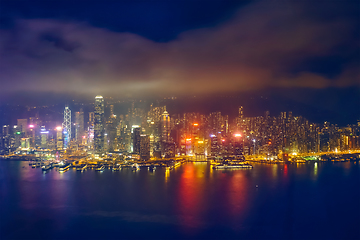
<box><xmin>56</xmin><ymin>126</ymin><xmax>63</xmax><ymax>150</ymax></box>
<box><xmin>239</xmin><ymin>106</ymin><xmax>243</xmax><ymax>119</ymax></box>
<box><xmin>89</xmin><ymin>112</ymin><xmax>95</xmax><ymax>124</ymax></box>
<box><xmin>21</xmin><ymin>138</ymin><xmax>30</xmax><ymax>149</ymax></box>
<box><xmin>40</xmin><ymin>126</ymin><xmax>49</xmax><ymax>149</ymax></box>
<box><xmin>210</xmin><ymin>135</ymin><xmax>219</xmax><ymax>157</ymax></box>
<box><xmin>161</xmin><ymin>110</ymin><xmax>170</xmax><ymax>143</ymax></box>
<box><xmin>110</xmin><ymin>105</ymin><xmax>114</xmax><ymax>117</ymax></box>
<box><xmin>233</xmin><ymin>134</ymin><xmax>244</xmax><ymax>160</ymax></box>
<box><xmin>140</xmin><ymin>134</ymin><xmax>150</xmax><ymax>160</ymax></box>
<box><xmin>1</xmin><ymin>125</ymin><xmax>10</xmax><ymax>152</ymax></box>
<box><xmin>17</xmin><ymin>119</ymin><xmax>27</xmax><ymax>134</ymax></box>
<box><xmin>75</xmin><ymin>108</ymin><xmax>84</xmax><ymax>142</ymax></box>
<box><xmin>94</xmin><ymin>96</ymin><xmax>105</xmax><ymax>156</ymax></box>
<box><xmin>62</xmin><ymin>106</ymin><xmax>71</xmax><ymax>149</ymax></box>
<box><xmin>133</xmin><ymin>127</ymin><xmax>141</xmax><ymax>154</ymax></box>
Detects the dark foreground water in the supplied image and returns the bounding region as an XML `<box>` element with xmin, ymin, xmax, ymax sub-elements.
<box><xmin>1</xmin><ymin>161</ymin><xmax>359</xmax><ymax>240</ymax></box>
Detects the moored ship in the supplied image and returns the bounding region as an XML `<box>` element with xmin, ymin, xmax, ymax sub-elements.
<box><xmin>213</xmin><ymin>162</ymin><xmax>253</xmax><ymax>169</ymax></box>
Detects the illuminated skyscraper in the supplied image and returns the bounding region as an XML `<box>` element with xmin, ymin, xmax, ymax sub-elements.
<box><xmin>161</xmin><ymin>110</ymin><xmax>170</xmax><ymax>143</ymax></box>
<box><xmin>239</xmin><ymin>106</ymin><xmax>243</xmax><ymax>119</ymax></box>
<box><xmin>210</xmin><ymin>135</ymin><xmax>219</xmax><ymax>158</ymax></box>
<box><xmin>56</xmin><ymin>126</ymin><xmax>63</xmax><ymax>150</ymax></box>
<box><xmin>133</xmin><ymin>127</ymin><xmax>141</xmax><ymax>154</ymax></box>
<box><xmin>140</xmin><ymin>134</ymin><xmax>150</xmax><ymax>160</ymax></box>
<box><xmin>75</xmin><ymin>108</ymin><xmax>84</xmax><ymax>142</ymax></box>
<box><xmin>40</xmin><ymin>126</ymin><xmax>49</xmax><ymax>149</ymax></box>
<box><xmin>17</xmin><ymin>119</ymin><xmax>27</xmax><ymax>134</ymax></box>
<box><xmin>62</xmin><ymin>106</ymin><xmax>71</xmax><ymax>149</ymax></box>
<box><xmin>94</xmin><ymin>96</ymin><xmax>105</xmax><ymax>156</ymax></box>
<box><xmin>110</xmin><ymin>105</ymin><xmax>114</xmax><ymax>117</ymax></box>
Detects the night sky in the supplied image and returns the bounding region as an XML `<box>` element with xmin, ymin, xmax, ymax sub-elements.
<box><xmin>0</xmin><ymin>0</ymin><xmax>359</xmax><ymax>124</ymax></box>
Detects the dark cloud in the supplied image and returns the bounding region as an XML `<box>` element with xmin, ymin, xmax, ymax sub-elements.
<box><xmin>0</xmin><ymin>0</ymin><xmax>358</xmax><ymax>97</ymax></box>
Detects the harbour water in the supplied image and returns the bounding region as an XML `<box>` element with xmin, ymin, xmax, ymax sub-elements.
<box><xmin>1</xmin><ymin>160</ymin><xmax>359</xmax><ymax>239</ymax></box>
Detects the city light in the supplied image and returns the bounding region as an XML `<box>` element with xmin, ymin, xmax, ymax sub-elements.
<box><xmin>56</xmin><ymin>126</ymin><xmax>62</xmax><ymax>131</ymax></box>
<box><xmin>29</xmin><ymin>124</ymin><xmax>34</xmax><ymax>128</ymax></box>
<box><xmin>234</xmin><ymin>133</ymin><xmax>241</xmax><ymax>137</ymax></box>
<box><xmin>193</xmin><ymin>123</ymin><xmax>199</xmax><ymax>126</ymax></box>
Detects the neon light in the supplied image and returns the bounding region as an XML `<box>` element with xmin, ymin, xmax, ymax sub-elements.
<box><xmin>29</xmin><ymin>124</ymin><xmax>34</xmax><ymax>128</ymax></box>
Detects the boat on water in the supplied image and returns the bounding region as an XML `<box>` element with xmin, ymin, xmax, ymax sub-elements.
<box><xmin>112</xmin><ymin>165</ymin><xmax>121</xmax><ymax>171</ymax></box>
<box><xmin>149</xmin><ymin>165</ymin><xmax>156</xmax><ymax>171</ymax></box>
<box><xmin>132</xmin><ymin>164</ymin><xmax>140</xmax><ymax>171</ymax></box>
<box><xmin>42</xmin><ymin>163</ymin><xmax>53</xmax><ymax>171</ymax></box>
<box><xmin>76</xmin><ymin>164</ymin><xmax>87</xmax><ymax>172</ymax></box>
<box><xmin>59</xmin><ymin>163</ymin><xmax>71</xmax><ymax>172</ymax></box>
<box><xmin>95</xmin><ymin>165</ymin><xmax>105</xmax><ymax>171</ymax></box>
<box><xmin>213</xmin><ymin>163</ymin><xmax>253</xmax><ymax>169</ymax></box>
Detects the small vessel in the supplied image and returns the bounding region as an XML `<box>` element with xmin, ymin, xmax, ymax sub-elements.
<box><xmin>132</xmin><ymin>164</ymin><xmax>140</xmax><ymax>171</ymax></box>
<box><xmin>112</xmin><ymin>165</ymin><xmax>121</xmax><ymax>171</ymax></box>
<box><xmin>149</xmin><ymin>165</ymin><xmax>156</xmax><ymax>171</ymax></box>
<box><xmin>95</xmin><ymin>165</ymin><xmax>105</xmax><ymax>171</ymax></box>
<box><xmin>59</xmin><ymin>163</ymin><xmax>71</xmax><ymax>172</ymax></box>
<box><xmin>42</xmin><ymin>163</ymin><xmax>53</xmax><ymax>171</ymax></box>
<box><xmin>213</xmin><ymin>163</ymin><xmax>253</xmax><ymax>169</ymax></box>
<box><xmin>76</xmin><ymin>164</ymin><xmax>87</xmax><ymax>172</ymax></box>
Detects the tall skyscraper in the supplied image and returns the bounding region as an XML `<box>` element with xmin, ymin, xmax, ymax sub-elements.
<box><xmin>94</xmin><ymin>96</ymin><xmax>105</xmax><ymax>156</ymax></box>
<box><xmin>239</xmin><ymin>106</ymin><xmax>243</xmax><ymax>119</ymax></box>
<box><xmin>40</xmin><ymin>126</ymin><xmax>49</xmax><ymax>149</ymax></box>
<box><xmin>161</xmin><ymin>110</ymin><xmax>170</xmax><ymax>143</ymax></box>
<box><xmin>110</xmin><ymin>105</ymin><xmax>114</xmax><ymax>117</ymax></box>
<box><xmin>17</xmin><ymin>119</ymin><xmax>27</xmax><ymax>134</ymax></box>
<box><xmin>210</xmin><ymin>135</ymin><xmax>219</xmax><ymax>157</ymax></box>
<box><xmin>133</xmin><ymin>127</ymin><xmax>141</xmax><ymax>154</ymax></box>
<box><xmin>62</xmin><ymin>106</ymin><xmax>71</xmax><ymax>149</ymax></box>
<box><xmin>75</xmin><ymin>108</ymin><xmax>84</xmax><ymax>142</ymax></box>
<box><xmin>140</xmin><ymin>134</ymin><xmax>150</xmax><ymax>160</ymax></box>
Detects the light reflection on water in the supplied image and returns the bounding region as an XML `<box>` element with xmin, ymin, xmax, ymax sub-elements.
<box><xmin>1</xmin><ymin>160</ymin><xmax>359</xmax><ymax>240</ymax></box>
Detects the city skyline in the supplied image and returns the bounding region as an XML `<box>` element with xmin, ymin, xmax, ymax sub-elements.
<box><xmin>1</xmin><ymin>1</ymin><xmax>359</xmax><ymax>239</ymax></box>
<box><xmin>1</xmin><ymin>95</ymin><xmax>359</xmax><ymax>159</ymax></box>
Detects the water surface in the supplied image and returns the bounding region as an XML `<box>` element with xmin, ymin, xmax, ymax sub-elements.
<box><xmin>1</xmin><ymin>161</ymin><xmax>359</xmax><ymax>239</ymax></box>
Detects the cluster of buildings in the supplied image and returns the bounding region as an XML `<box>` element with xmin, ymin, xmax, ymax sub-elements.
<box><xmin>1</xmin><ymin>96</ymin><xmax>360</xmax><ymax>160</ymax></box>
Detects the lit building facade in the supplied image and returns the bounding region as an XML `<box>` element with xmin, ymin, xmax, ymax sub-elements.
<box><xmin>94</xmin><ymin>96</ymin><xmax>105</xmax><ymax>157</ymax></box>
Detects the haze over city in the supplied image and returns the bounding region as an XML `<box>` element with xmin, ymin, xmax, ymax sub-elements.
<box><xmin>0</xmin><ymin>1</ymin><xmax>359</xmax><ymax>240</ymax></box>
